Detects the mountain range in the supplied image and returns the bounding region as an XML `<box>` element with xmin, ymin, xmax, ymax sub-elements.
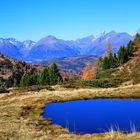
<box><xmin>0</xmin><ymin>31</ymin><xmax>133</xmax><ymax>62</ymax></box>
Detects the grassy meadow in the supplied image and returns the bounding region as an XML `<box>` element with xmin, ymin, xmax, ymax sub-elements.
<box><xmin>1</xmin><ymin>84</ymin><xmax>140</xmax><ymax>140</ymax></box>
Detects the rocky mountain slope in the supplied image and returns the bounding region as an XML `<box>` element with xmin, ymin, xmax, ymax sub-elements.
<box><xmin>26</xmin><ymin>36</ymin><xmax>80</xmax><ymax>62</ymax></box>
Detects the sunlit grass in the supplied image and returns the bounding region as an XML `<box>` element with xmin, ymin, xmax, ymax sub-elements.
<box><xmin>1</xmin><ymin>84</ymin><xmax>140</xmax><ymax>139</ymax></box>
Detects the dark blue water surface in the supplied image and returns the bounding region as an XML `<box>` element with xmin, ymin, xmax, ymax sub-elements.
<box><xmin>43</xmin><ymin>99</ymin><xmax>140</xmax><ymax>133</ymax></box>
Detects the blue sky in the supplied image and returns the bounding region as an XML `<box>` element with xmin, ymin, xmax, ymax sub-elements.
<box><xmin>0</xmin><ymin>0</ymin><xmax>140</xmax><ymax>41</ymax></box>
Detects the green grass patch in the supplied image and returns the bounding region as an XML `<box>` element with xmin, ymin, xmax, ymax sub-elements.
<box><xmin>96</xmin><ymin>69</ymin><xmax>116</xmax><ymax>80</ymax></box>
<box><xmin>81</xmin><ymin>79</ymin><xmax>121</xmax><ymax>88</ymax></box>
<box><xmin>37</xmin><ymin>118</ymin><xmax>52</xmax><ymax>126</ymax></box>
<box><xmin>11</xmin><ymin>85</ymin><xmax>55</xmax><ymax>93</ymax></box>
<box><xmin>61</xmin><ymin>80</ymin><xmax>87</xmax><ymax>89</ymax></box>
<box><xmin>0</xmin><ymin>88</ymin><xmax>9</xmax><ymax>93</ymax></box>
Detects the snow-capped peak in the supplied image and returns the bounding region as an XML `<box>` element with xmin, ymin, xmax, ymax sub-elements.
<box><xmin>23</xmin><ymin>40</ymin><xmax>36</xmax><ymax>49</ymax></box>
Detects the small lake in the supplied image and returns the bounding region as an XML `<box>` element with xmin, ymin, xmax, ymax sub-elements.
<box><xmin>43</xmin><ymin>99</ymin><xmax>140</xmax><ymax>134</ymax></box>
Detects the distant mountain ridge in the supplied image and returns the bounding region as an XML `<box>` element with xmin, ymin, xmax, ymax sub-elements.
<box><xmin>0</xmin><ymin>38</ymin><xmax>35</xmax><ymax>60</ymax></box>
<box><xmin>26</xmin><ymin>36</ymin><xmax>80</xmax><ymax>62</ymax></box>
<box><xmin>38</xmin><ymin>55</ymin><xmax>98</xmax><ymax>72</ymax></box>
<box><xmin>0</xmin><ymin>31</ymin><xmax>133</xmax><ymax>62</ymax></box>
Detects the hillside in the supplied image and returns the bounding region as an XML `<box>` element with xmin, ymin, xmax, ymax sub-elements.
<box><xmin>38</xmin><ymin>55</ymin><xmax>97</xmax><ymax>72</ymax></box>
<box><xmin>117</xmin><ymin>35</ymin><xmax>140</xmax><ymax>84</ymax></box>
<box><xmin>114</xmin><ymin>50</ymin><xmax>140</xmax><ymax>85</ymax></box>
<box><xmin>0</xmin><ymin>54</ymin><xmax>40</xmax><ymax>87</ymax></box>
<box><xmin>94</xmin><ymin>33</ymin><xmax>140</xmax><ymax>87</ymax></box>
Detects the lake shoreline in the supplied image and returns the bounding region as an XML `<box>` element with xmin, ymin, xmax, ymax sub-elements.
<box><xmin>1</xmin><ymin>84</ymin><xmax>140</xmax><ymax>139</ymax></box>
<box><xmin>44</xmin><ymin>99</ymin><xmax>140</xmax><ymax>134</ymax></box>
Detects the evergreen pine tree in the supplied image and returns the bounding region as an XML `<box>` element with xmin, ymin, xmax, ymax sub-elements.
<box><xmin>134</xmin><ymin>33</ymin><xmax>140</xmax><ymax>46</ymax></box>
<box><xmin>118</xmin><ymin>46</ymin><xmax>128</xmax><ymax>64</ymax></box>
<box><xmin>108</xmin><ymin>53</ymin><xmax>115</xmax><ymax>68</ymax></box>
<box><xmin>102</xmin><ymin>57</ymin><xmax>109</xmax><ymax>70</ymax></box>
<box><xmin>113</xmin><ymin>53</ymin><xmax>119</xmax><ymax>66</ymax></box>
<box><xmin>30</xmin><ymin>74</ymin><xmax>39</xmax><ymax>85</ymax></box>
<box><xmin>126</xmin><ymin>41</ymin><xmax>135</xmax><ymax>58</ymax></box>
<box><xmin>40</xmin><ymin>67</ymin><xmax>50</xmax><ymax>85</ymax></box>
<box><xmin>49</xmin><ymin>63</ymin><xmax>61</xmax><ymax>85</ymax></box>
<box><xmin>102</xmin><ymin>53</ymin><xmax>117</xmax><ymax>70</ymax></box>
<box><xmin>20</xmin><ymin>73</ymin><xmax>31</xmax><ymax>87</ymax></box>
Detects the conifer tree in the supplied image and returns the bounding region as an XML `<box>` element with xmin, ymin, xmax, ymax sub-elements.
<box><xmin>49</xmin><ymin>63</ymin><xmax>61</xmax><ymax>85</ymax></box>
<box><xmin>30</xmin><ymin>74</ymin><xmax>39</xmax><ymax>85</ymax></box>
<box><xmin>20</xmin><ymin>73</ymin><xmax>31</xmax><ymax>87</ymax></box>
<box><xmin>118</xmin><ymin>46</ymin><xmax>128</xmax><ymax>64</ymax></box>
<box><xmin>108</xmin><ymin>53</ymin><xmax>114</xmax><ymax>68</ymax></box>
<box><xmin>40</xmin><ymin>67</ymin><xmax>50</xmax><ymax>85</ymax></box>
<box><xmin>102</xmin><ymin>56</ymin><xmax>109</xmax><ymax>70</ymax></box>
<box><xmin>134</xmin><ymin>32</ymin><xmax>140</xmax><ymax>47</ymax></box>
<box><xmin>126</xmin><ymin>41</ymin><xmax>135</xmax><ymax>58</ymax></box>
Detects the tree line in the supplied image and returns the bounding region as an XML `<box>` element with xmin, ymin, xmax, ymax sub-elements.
<box><xmin>20</xmin><ymin>63</ymin><xmax>61</xmax><ymax>87</ymax></box>
<box><xmin>99</xmin><ymin>40</ymin><xmax>135</xmax><ymax>70</ymax></box>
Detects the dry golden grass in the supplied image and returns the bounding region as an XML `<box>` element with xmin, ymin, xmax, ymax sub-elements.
<box><xmin>1</xmin><ymin>84</ymin><xmax>140</xmax><ymax>140</ymax></box>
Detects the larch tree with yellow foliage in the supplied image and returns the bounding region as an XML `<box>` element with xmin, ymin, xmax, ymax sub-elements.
<box><xmin>82</xmin><ymin>65</ymin><xmax>96</xmax><ymax>80</ymax></box>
